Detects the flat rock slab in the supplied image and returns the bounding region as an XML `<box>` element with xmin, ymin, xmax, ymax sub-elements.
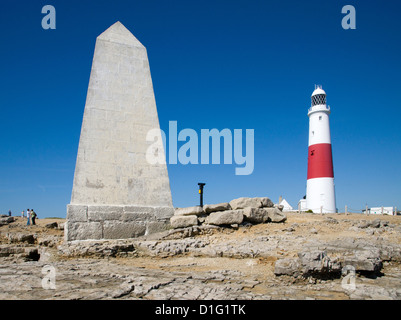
<box><xmin>243</xmin><ymin>208</ymin><xmax>270</xmax><ymax>224</ymax></box>
<box><xmin>170</xmin><ymin>216</ymin><xmax>198</xmax><ymax>229</ymax></box>
<box><xmin>205</xmin><ymin>210</ymin><xmax>244</xmax><ymax>226</ymax></box>
<box><xmin>5</xmin><ymin>233</ymin><xmax>36</xmax><ymax>244</ymax></box>
<box><xmin>229</xmin><ymin>197</ymin><xmax>273</xmax><ymax>210</ymax></box>
<box><xmin>203</xmin><ymin>203</ymin><xmax>231</xmax><ymax>214</ymax></box>
<box><xmin>343</xmin><ymin>250</ymin><xmax>383</xmax><ymax>273</ymax></box>
<box><xmin>174</xmin><ymin>206</ymin><xmax>204</xmax><ymax>216</ymax></box>
<box><xmin>0</xmin><ymin>245</ymin><xmax>39</xmax><ymax>261</ymax></box>
<box><xmin>274</xmin><ymin>258</ymin><xmax>300</xmax><ymax>276</ymax></box>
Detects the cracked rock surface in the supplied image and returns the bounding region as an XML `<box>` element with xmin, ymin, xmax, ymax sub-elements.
<box><xmin>1</xmin><ymin>214</ymin><xmax>401</xmax><ymax>300</ymax></box>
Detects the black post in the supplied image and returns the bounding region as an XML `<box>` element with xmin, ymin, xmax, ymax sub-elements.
<box><xmin>198</xmin><ymin>183</ymin><xmax>206</xmax><ymax>207</ymax></box>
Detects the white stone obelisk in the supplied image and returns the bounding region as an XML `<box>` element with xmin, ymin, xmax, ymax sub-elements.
<box><xmin>65</xmin><ymin>22</ymin><xmax>174</xmax><ymax>241</ymax></box>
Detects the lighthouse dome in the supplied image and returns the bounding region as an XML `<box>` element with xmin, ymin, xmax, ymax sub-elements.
<box><xmin>311</xmin><ymin>87</ymin><xmax>326</xmax><ymax>96</ymax></box>
<box><xmin>311</xmin><ymin>85</ymin><xmax>326</xmax><ymax>106</ymax></box>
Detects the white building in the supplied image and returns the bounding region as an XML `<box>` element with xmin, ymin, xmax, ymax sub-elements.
<box><xmin>298</xmin><ymin>199</ymin><xmax>307</xmax><ymax>211</ymax></box>
<box><xmin>279</xmin><ymin>199</ymin><xmax>293</xmax><ymax>212</ymax></box>
<box><xmin>366</xmin><ymin>207</ymin><xmax>395</xmax><ymax>215</ymax></box>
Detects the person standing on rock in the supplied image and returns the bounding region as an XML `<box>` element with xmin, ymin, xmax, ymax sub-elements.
<box><xmin>26</xmin><ymin>209</ymin><xmax>31</xmax><ymax>226</ymax></box>
<box><xmin>21</xmin><ymin>210</ymin><xmax>25</xmax><ymax>218</ymax></box>
<box><xmin>8</xmin><ymin>210</ymin><xmax>11</xmax><ymax>217</ymax></box>
<box><xmin>31</xmin><ymin>209</ymin><xmax>37</xmax><ymax>225</ymax></box>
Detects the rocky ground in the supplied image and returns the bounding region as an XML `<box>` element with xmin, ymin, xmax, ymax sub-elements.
<box><xmin>1</xmin><ymin>212</ymin><xmax>401</xmax><ymax>300</ymax></box>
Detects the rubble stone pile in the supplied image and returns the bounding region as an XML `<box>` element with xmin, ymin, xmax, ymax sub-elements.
<box><xmin>170</xmin><ymin>197</ymin><xmax>287</xmax><ymax>229</ymax></box>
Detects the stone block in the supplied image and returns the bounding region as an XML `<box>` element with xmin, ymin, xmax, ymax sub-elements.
<box><xmin>203</xmin><ymin>203</ymin><xmax>231</xmax><ymax>214</ymax></box>
<box><xmin>66</xmin><ymin>205</ymin><xmax>88</xmax><ymax>222</ymax></box>
<box><xmin>122</xmin><ymin>212</ymin><xmax>156</xmax><ymax>222</ymax></box>
<box><xmin>153</xmin><ymin>206</ymin><xmax>175</xmax><ymax>220</ymax></box>
<box><xmin>65</xmin><ymin>221</ymin><xmax>103</xmax><ymax>241</ymax></box>
<box><xmin>103</xmin><ymin>221</ymin><xmax>146</xmax><ymax>239</ymax></box>
<box><xmin>243</xmin><ymin>208</ymin><xmax>270</xmax><ymax>224</ymax></box>
<box><xmin>122</xmin><ymin>206</ymin><xmax>155</xmax><ymax>222</ymax></box>
<box><xmin>87</xmin><ymin>206</ymin><xmax>124</xmax><ymax>221</ymax></box>
<box><xmin>170</xmin><ymin>216</ymin><xmax>198</xmax><ymax>228</ymax></box>
<box><xmin>174</xmin><ymin>206</ymin><xmax>204</xmax><ymax>216</ymax></box>
<box><xmin>257</xmin><ymin>197</ymin><xmax>274</xmax><ymax>208</ymax></box>
<box><xmin>205</xmin><ymin>210</ymin><xmax>244</xmax><ymax>226</ymax></box>
<box><xmin>229</xmin><ymin>197</ymin><xmax>263</xmax><ymax>210</ymax></box>
<box><xmin>146</xmin><ymin>221</ymin><xmax>170</xmax><ymax>234</ymax></box>
<box><xmin>264</xmin><ymin>207</ymin><xmax>287</xmax><ymax>223</ymax></box>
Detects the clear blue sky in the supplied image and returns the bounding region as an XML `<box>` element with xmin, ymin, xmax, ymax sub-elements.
<box><xmin>1</xmin><ymin>0</ymin><xmax>400</xmax><ymax>217</ymax></box>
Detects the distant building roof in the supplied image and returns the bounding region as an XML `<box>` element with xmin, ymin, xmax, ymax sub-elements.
<box><xmin>279</xmin><ymin>199</ymin><xmax>293</xmax><ymax>211</ymax></box>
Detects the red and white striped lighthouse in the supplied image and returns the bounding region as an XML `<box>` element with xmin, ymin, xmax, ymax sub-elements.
<box><xmin>306</xmin><ymin>85</ymin><xmax>336</xmax><ymax>213</ymax></box>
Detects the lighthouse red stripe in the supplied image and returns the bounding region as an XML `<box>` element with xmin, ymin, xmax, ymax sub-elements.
<box><xmin>307</xmin><ymin>143</ymin><xmax>334</xmax><ymax>179</ymax></box>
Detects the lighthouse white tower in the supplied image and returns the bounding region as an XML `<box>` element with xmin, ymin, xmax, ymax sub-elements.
<box><xmin>306</xmin><ymin>85</ymin><xmax>336</xmax><ymax>213</ymax></box>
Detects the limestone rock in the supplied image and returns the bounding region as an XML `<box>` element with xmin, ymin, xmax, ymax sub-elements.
<box><xmin>265</xmin><ymin>207</ymin><xmax>287</xmax><ymax>223</ymax></box>
<box><xmin>257</xmin><ymin>197</ymin><xmax>274</xmax><ymax>208</ymax></box>
<box><xmin>349</xmin><ymin>285</ymin><xmax>400</xmax><ymax>300</ymax></box>
<box><xmin>358</xmin><ymin>219</ymin><xmax>384</xmax><ymax>229</ymax></box>
<box><xmin>343</xmin><ymin>250</ymin><xmax>383</xmax><ymax>273</ymax></box>
<box><xmin>59</xmin><ymin>240</ymin><xmax>136</xmax><ymax>258</ymax></box>
<box><xmin>274</xmin><ymin>258</ymin><xmax>300</xmax><ymax>276</ymax></box>
<box><xmin>324</xmin><ymin>217</ymin><xmax>339</xmax><ymax>224</ymax></box>
<box><xmin>45</xmin><ymin>222</ymin><xmax>59</xmax><ymax>229</ymax></box>
<box><xmin>274</xmin><ymin>204</ymin><xmax>285</xmax><ymax>211</ymax></box>
<box><xmin>298</xmin><ymin>250</ymin><xmax>341</xmax><ymax>276</ymax></box>
<box><xmin>174</xmin><ymin>206</ymin><xmax>204</xmax><ymax>216</ymax></box>
<box><xmin>0</xmin><ymin>217</ymin><xmax>14</xmax><ymax>226</ymax></box>
<box><xmin>203</xmin><ymin>203</ymin><xmax>231</xmax><ymax>214</ymax></box>
<box><xmin>6</xmin><ymin>233</ymin><xmax>35</xmax><ymax>244</ymax></box>
<box><xmin>0</xmin><ymin>246</ymin><xmax>40</xmax><ymax>261</ymax></box>
<box><xmin>371</xmin><ymin>219</ymin><xmax>382</xmax><ymax>228</ymax></box>
<box><xmin>283</xmin><ymin>226</ymin><xmax>295</xmax><ymax>232</ymax></box>
<box><xmin>2</xmin><ymin>210</ymin><xmax>401</xmax><ymax>300</ymax></box>
<box><xmin>275</xmin><ymin>251</ymin><xmax>342</xmax><ymax>278</ymax></box>
<box><xmin>205</xmin><ymin>210</ymin><xmax>244</xmax><ymax>226</ymax></box>
<box><xmin>64</xmin><ymin>221</ymin><xmax>103</xmax><ymax>241</ymax></box>
<box><xmin>103</xmin><ymin>221</ymin><xmax>146</xmax><ymax>239</ymax></box>
<box><xmin>37</xmin><ymin>235</ymin><xmax>60</xmax><ymax>247</ymax></box>
<box><xmin>229</xmin><ymin>197</ymin><xmax>263</xmax><ymax>210</ymax></box>
<box><xmin>170</xmin><ymin>215</ymin><xmax>198</xmax><ymax>229</ymax></box>
<box><xmin>242</xmin><ymin>208</ymin><xmax>269</xmax><ymax>224</ymax></box>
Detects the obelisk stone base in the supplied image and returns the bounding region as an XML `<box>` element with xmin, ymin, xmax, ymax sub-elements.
<box><xmin>65</xmin><ymin>204</ymin><xmax>173</xmax><ymax>241</ymax></box>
